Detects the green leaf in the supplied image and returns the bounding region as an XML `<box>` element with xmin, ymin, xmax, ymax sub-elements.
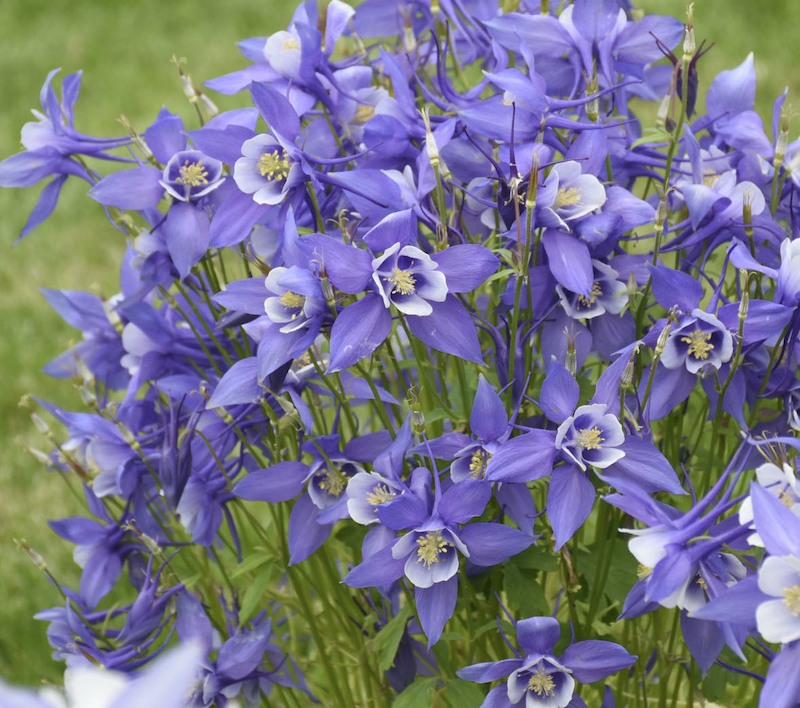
<box><xmin>394</xmin><ymin>677</ymin><xmax>438</xmax><ymax>708</ymax></box>
<box><xmin>503</xmin><ymin>564</ymin><xmax>549</xmax><ymax>617</ymax></box>
<box><xmin>373</xmin><ymin>606</ymin><xmax>412</xmax><ymax>672</ymax></box>
<box><xmin>443</xmin><ymin>678</ymin><xmax>485</xmax><ymax>707</ymax></box>
<box><xmin>631</xmin><ymin>127</ymin><xmax>672</xmax><ymax>148</ymax></box>
<box><xmin>238</xmin><ymin>566</ymin><xmax>274</xmax><ymax>623</ymax></box>
<box><xmin>513</xmin><ymin>545</ymin><xmax>558</xmax><ymax>572</ymax></box>
<box><xmin>230</xmin><ymin>550</ymin><xmax>272</xmax><ymax>579</ymax></box>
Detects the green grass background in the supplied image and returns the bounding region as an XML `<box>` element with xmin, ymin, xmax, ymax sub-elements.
<box><xmin>0</xmin><ymin>0</ymin><xmax>797</xmax><ymax>687</ymax></box>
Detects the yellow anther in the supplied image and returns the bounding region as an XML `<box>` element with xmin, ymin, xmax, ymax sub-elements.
<box><xmin>636</xmin><ymin>563</ymin><xmax>652</xmax><ymax>579</ymax></box>
<box><xmin>577</xmin><ymin>281</ymin><xmax>603</xmax><ymax>307</ymax></box>
<box><xmin>257</xmin><ymin>150</ymin><xmax>292</xmax><ymax>180</ymax></box>
<box><xmin>280</xmin><ymin>291</ymin><xmax>305</xmax><ymax>309</ymax></box>
<box><xmin>389</xmin><ymin>268</ymin><xmax>416</xmax><ymax>296</ymax></box>
<box><xmin>366</xmin><ymin>483</ymin><xmax>395</xmax><ymax>506</ymax></box>
<box><xmin>778</xmin><ymin>489</ymin><xmax>796</xmax><ymax>508</ymax></box>
<box><xmin>416</xmin><ymin>530</ymin><xmax>452</xmax><ymax>568</ymax></box>
<box><xmin>317</xmin><ymin>468</ymin><xmax>346</xmax><ymax>497</ymax></box>
<box><xmin>784</xmin><ymin>585</ymin><xmax>800</xmax><ymax>616</ymax></box>
<box><xmin>469</xmin><ymin>449</ymin><xmax>490</xmax><ymax>479</ymax></box>
<box><xmin>281</xmin><ymin>38</ymin><xmax>300</xmax><ymax>51</ymax></box>
<box><xmin>680</xmin><ymin>329</ymin><xmax>714</xmax><ymax>360</ymax></box>
<box><xmin>176</xmin><ymin>160</ymin><xmax>209</xmax><ymax>187</ymax></box>
<box><xmin>554</xmin><ymin>186</ymin><xmax>582</xmax><ymax>208</ymax></box>
<box><xmin>577</xmin><ymin>426</ymin><xmax>604</xmax><ymax>450</ymax></box>
<box><xmin>527</xmin><ymin>668</ymin><xmax>555</xmax><ymax>697</ymax></box>
<box><xmin>353</xmin><ymin>105</ymin><xmax>376</xmax><ymax>124</ymax></box>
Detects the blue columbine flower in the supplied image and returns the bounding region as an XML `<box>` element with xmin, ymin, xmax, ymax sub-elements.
<box><xmin>554</xmin><ymin>403</ymin><xmax>625</xmax><ymax>472</ymax></box>
<box><xmin>659</xmin><ymin>309</ymin><xmax>733</xmax><ymax>375</ymax></box>
<box><xmin>457</xmin><ymin>615</ymin><xmax>636</xmax><ymax>708</ymax></box>
<box><xmin>371</xmin><ymin>243</ymin><xmax>448</xmax><ymax>316</ymax></box>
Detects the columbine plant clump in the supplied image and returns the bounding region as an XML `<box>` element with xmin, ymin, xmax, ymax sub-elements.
<box><xmin>4</xmin><ymin>0</ymin><xmax>800</xmax><ymax>706</ymax></box>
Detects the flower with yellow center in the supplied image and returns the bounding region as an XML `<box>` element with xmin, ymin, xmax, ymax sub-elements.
<box><xmin>468</xmin><ymin>449</ymin><xmax>490</xmax><ymax>479</ymax></box>
<box><xmin>257</xmin><ymin>150</ymin><xmax>292</xmax><ymax>181</ymax></box>
<box><xmin>527</xmin><ymin>668</ymin><xmax>556</xmax><ymax>697</ymax></box>
<box><xmin>176</xmin><ymin>160</ymin><xmax>209</xmax><ymax>187</ymax></box>
<box><xmin>416</xmin><ymin>530</ymin><xmax>453</xmax><ymax>568</ymax></box>
<box><xmin>553</xmin><ymin>186</ymin><xmax>582</xmax><ymax>209</ymax></box>
<box><xmin>366</xmin><ymin>483</ymin><xmax>395</xmax><ymax>507</ymax></box>
<box><xmin>280</xmin><ymin>291</ymin><xmax>305</xmax><ymax>310</ymax></box>
<box><xmin>389</xmin><ymin>267</ymin><xmax>416</xmax><ymax>296</ymax></box>
<box><xmin>577</xmin><ymin>426</ymin><xmax>604</xmax><ymax>450</ymax></box>
<box><xmin>316</xmin><ymin>467</ymin><xmax>347</xmax><ymax>497</ymax></box>
<box><xmin>680</xmin><ymin>329</ymin><xmax>714</xmax><ymax>360</ymax></box>
<box><xmin>784</xmin><ymin>585</ymin><xmax>800</xmax><ymax>616</ymax></box>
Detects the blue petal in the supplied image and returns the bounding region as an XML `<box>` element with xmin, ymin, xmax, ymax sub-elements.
<box><xmin>470</xmin><ymin>375</ymin><xmax>508</xmax><ymax>442</ymax></box>
<box><xmin>516</xmin><ymin>616</ymin><xmax>560</xmax><ymax>655</ymax></box>
<box><xmin>561</xmin><ymin>640</ymin><xmax>637</xmax><ymax>683</ymax></box>
<box><xmin>328</xmin><ymin>294</ymin><xmax>392</xmax><ymax>373</ymax></box>
<box><xmin>648</xmin><ymin>264</ymin><xmax>703</xmax><ymax>312</ymax></box>
<box><xmin>540</xmin><ymin>357</ymin><xmax>579</xmax><ymax>424</ymax></box>
<box><xmin>216</xmin><ymin>617</ymin><xmax>272</xmax><ymax>680</ymax></box>
<box><xmin>88</xmin><ymin>166</ymin><xmax>164</xmax><ymax>210</ymax></box>
<box><xmin>233</xmin><ymin>462</ymin><xmax>309</xmax><ymax>503</ymax></box>
<box><xmin>438</xmin><ymin>481</ymin><xmax>491</xmax><ymax>525</ymax></box>
<box><xmin>759</xmin><ymin>640</ymin><xmax>800</xmax><ymax>708</ymax></box>
<box><xmin>161</xmin><ymin>202</ymin><xmax>209</xmax><ymax>279</ymax></box>
<box><xmin>750</xmin><ymin>482</ymin><xmax>800</xmax><ymax>557</ymax></box>
<box><xmin>407</xmin><ymin>296</ymin><xmax>483</xmax><ymax>364</ymax></box>
<box><xmin>690</xmin><ymin>575</ymin><xmax>765</xmax><ymax>626</ymax></box>
<box><xmin>250</xmin><ymin>81</ymin><xmax>300</xmax><ymax>140</ymax></box>
<box><xmin>485</xmin><ymin>430</ymin><xmax>556</xmax><ymax>483</ymax></box>
<box><xmin>344</xmin><ymin>543</ymin><xmax>406</xmax><ymax>588</ymax></box>
<box><xmin>416</xmin><ymin>576</ymin><xmax>458</xmax><ymax>647</ymax></box>
<box><xmin>432</xmin><ymin>244</ymin><xmax>499</xmax><ymax>293</ymax></box>
<box><xmin>209</xmin><ymin>188</ymin><xmax>269</xmax><ymax>248</ymax></box>
<box><xmin>458</xmin><ymin>522</ymin><xmax>535</xmax><ymax>566</ymax></box>
<box><xmin>207</xmin><ymin>358</ymin><xmax>260</xmax><ymax>407</ymax></box>
<box><xmin>706</xmin><ymin>53</ymin><xmax>756</xmax><ymax>118</ymax></box>
<box><xmin>456</xmin><ymin>658</ymin><xmax>521</xmax><ymax>683</ymax></box>
<box><xmin>543</xmin><ymin>231</ymin><xmax>593</xmax><ymax>297</ymax></box>
<box><xmin>603</xmin><ymin>437</ymin><xmax>685</xmax><ymax>495</ymax></box>
<box><xmin>363</xmin><ymin>209</ymin><xmax>416</xmax><ymax>252</ymax></box>
<box><xmin>19</xmin><ymin>174</ymin><xmax>67</xmax><ymax>240</ymax></box>
<box><xmin>548</xmin><ymin>465</ymin><xmax>595</xmax><ymax>550</ymax></box>
<box><xmin>143</xmin><ymin>110</ymin><xmax>186</xmax><ymax>164</ymax></box>
<box><xmin>288</xmin><ymin>494</ymin><xmax>332</xmax><ymax>564</ymax></box>
<box><xmin>680</xmin><ymin>614</ymin><xmax>724</xmax><ymax>675</ymax></box>
<box><xmin>297</xmin><ymin>233</ymin><xmax>372</xmax><ymax>294</ymax></box>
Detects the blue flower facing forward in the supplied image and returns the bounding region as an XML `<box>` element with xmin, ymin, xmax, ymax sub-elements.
<box><xmin>458</xmin><ymin>616</ymin><xmax>636</xmax><ymax>708</ymax></box>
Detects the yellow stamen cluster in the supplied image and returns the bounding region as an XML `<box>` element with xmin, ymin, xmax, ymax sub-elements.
<box><xmin>527</xmin><ymin>668</ymin><xmax>556</xmax><ymax>697</ymax></box>
<box><xmin>280</xmin><ymin>291</ymin><xmax>305</xmax><ymax>309</ymax></box>
<box><xmin>176</xmin><ymin>160</ymin><xmax>209</xmax><ymax>186</ymax></box>
<box><xmin>353</xmin><ymin>105</ymin><xmax>376</xmax><ymax>124</ymax></box>
<box><xmin>577</xmin><ymin>426</ymin><xmax>604</xmax><ymax>450</ymax></box>
<box><xmin>317</xmin><ymin>468</ymin><xmax>346</xmax><ymax>497</ymax></box>
<box><xmin>554</xmin><ymin>186</ymin><xmax>582</xmax><ymax>208</ymax></box>
<box><xmin>389</xmin><ymin>268</ymin><xmax>416</xmax><ymax>296</ymax></box>
<box><xmin>416</xmin><ymin>530</ymin><xmax>452</xmax><ymax>568</ymax></box>
<box><xmin>257</xmin><ymin>150</ymin><xmax>292</xmax><ymax>180</ymax></box>
<box><xmin>778</xmin><ymin>488</ymin><xmax>796</xmax><ymax>508</ymax></box>
<box><xmin>282</xmin><ymin>38</ymin><xmax>300</xmax><ymax>51</ymax></box>
<box><xmin>784</xmin><ymin>585</ymin><xmax>800</xmax><ymax>616</ymax></box>
<box><xmin>577</xmin><ymin>281</ymin><xmax>603</xmax><ymax>307</ymax></box>
<box><xmin>636</xmin><ymin>564</ymin><xmax>652</xmax><ymax>580</ymax></box>
<box><xmin>469</xmin><ymin>449</ymin><xmax>490</xmax><ymax>479</ymax></box>
<box><xmin>680</xmin><ymin>329</ymin><xmax>714</xmax><ymax>360</ymax></box>
<box><xmin>366</xmin><ymin>483</ymin><xmax>395</xmax><ymax>506</ymax></box>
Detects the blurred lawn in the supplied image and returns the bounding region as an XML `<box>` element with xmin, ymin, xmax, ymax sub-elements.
<box><xmin>0</xmin><ymin>0</ymin><xmax>797</xmax><ymax>688</ymax></box>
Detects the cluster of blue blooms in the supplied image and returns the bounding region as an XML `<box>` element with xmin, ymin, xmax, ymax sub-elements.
<box><xmin>3</xmin><ymin>0</ymin><xmax>800</xmax><ymax>706</ymax></box>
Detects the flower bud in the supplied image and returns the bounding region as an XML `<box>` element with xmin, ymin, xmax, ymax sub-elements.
<box><xmin>655</xmin><ymin>320</ymin><xmax>672</xmax><ymax>357</ymax></box>
<box><xmin>16</xmin><ymin>539</ymin><xmax>47</xmax><ymax>571</ymax></box>
<box><xmin>683</xmin><ymin>4</ymin><xmax>696</xmax><ymax>60</ymax></box>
